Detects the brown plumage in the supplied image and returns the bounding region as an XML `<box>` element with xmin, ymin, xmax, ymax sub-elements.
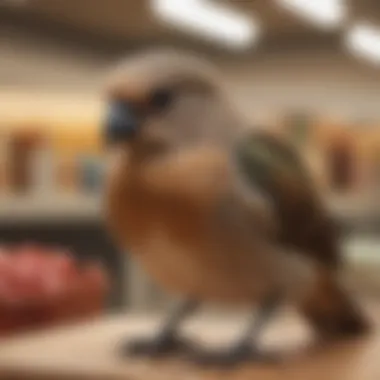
<box><xmin>103</xmin><ymin>49</ymin><xmax>369</xmax><ymax>356</ymax></box>
<box><xmin>236</xmin><ymin>132</ymin><xmax>342</xmax><ymax>269</ymax></box>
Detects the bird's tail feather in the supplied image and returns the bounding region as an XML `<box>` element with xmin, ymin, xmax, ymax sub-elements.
<box><xmin>299</xmin><ymin>271</ymin><xmax>370</xmax><ymax>339</ymax></box>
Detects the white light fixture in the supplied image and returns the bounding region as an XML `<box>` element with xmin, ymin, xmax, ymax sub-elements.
<box><xmin>275</xmin><ymin>0</ymin><xmax>346</xmax><ymax>30</ymax></box>
<box><xmin>150</xmin><ymin>0</ymin><xmax>260</xmax><ymax>50</ymax></box>
<box><xmin>345</xmin><ymin>22</ymin><xmax>380</xmax><ymax>66</ymax></box>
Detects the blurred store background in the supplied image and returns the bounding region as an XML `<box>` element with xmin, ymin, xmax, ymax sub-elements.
<box><xmin>1</xmin><ymin>0</ymin><xmax>380</xmax><ymax>331</ymax></box>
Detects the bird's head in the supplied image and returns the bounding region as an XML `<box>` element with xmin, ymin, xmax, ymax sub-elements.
<box><xmin>103</xmin><ymin>49</ymin><xmax>236</xmax><ymax>158</ymax></box>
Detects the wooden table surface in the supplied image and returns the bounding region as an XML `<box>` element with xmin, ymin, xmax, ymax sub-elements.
<box><xmin>0</xmin><ymin>303</ymin><xmax>379</xmax><ymax>380</ymax></box>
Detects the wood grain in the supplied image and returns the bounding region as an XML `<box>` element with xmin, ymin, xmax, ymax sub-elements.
<box><xmin>0</xmin><ymin>302</ymin><xmax>378</xmax><ymax>380</ymax></box>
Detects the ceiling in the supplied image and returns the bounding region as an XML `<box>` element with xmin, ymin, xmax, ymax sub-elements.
<box><xmin>1</xmin><ymin>0</ymin><xmax>380</xmax><ymax>55</ymax></box>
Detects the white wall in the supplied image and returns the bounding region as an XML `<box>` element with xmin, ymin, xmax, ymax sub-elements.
<box><xmin>0</xmin><ymin>25</ymin><xmax>106</xmax><ymax>91</ymax></box>
<box><xmin>222</xmin><ymin>51</ymin><xmax>380</xmax><ymax>122</ymax></box>
<box><xmin>2</xmin><ymin>27</ymin><xmax>380</xmax><ymax>124</ymax></box>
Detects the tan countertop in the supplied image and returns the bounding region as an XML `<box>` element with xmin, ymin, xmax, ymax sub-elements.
<box><xmin>0</xmin><ymin>302</ymin><xmax>379</xmax><ymax>380</ymax></box>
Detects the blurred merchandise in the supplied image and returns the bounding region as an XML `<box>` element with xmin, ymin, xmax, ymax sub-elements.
<box><xmin>274</xmin><ymin>115</ymin><xmax>380</xmax><ymax>196</ymax></box>
<box><xmin>0</xmin><ymin>244</ymin><xmax>109</xmax><ymax>336</ymax></box>
<box><xmin>0</xmin><ymin>132</ymin><xmax>9</xmax><ymax>193</ymax></box>
<box><xmin>7</xmin><ymin>128</ymin><xmax>42</xmax><ymax>194</ymax></box>
<box><xmin>369</xmin><ymin>145</ymin><xmax>380</xmax><ymax>192</ymax></box>
<box><xmin>325</xmin><ymin>132</ymin><xmax>356</xmax><ymax>192</ymax></box>
<box><xmin>56</xmin><ymin>155</ymin><xmax>80</xmax><ymax>194</ymax></box>
<box><xmin>1</xmin><ymin>113</ymin><xmax>380</xmax><ymax>202</ymax></box>
<box><xmin>78</xmin><ymin>155</ymin><xmax>104</xmax><ymax>194</ymax></box>
<box><xmin>0</xmin><ymin>120</ymin><xmax>102</xmax><ymax>199</ymax></box>
<box><xmin>29</xmin><ymin>135</ymin><xmax>56</xmax><ymax>195</ymax></box>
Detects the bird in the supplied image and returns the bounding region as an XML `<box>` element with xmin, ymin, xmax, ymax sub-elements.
<box><xmin>102</xmin><ymin>48</ymin><xmax>370</xmax><ymax>366</ymax></box>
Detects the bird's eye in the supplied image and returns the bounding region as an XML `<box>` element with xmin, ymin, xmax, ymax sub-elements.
<box><xmin>148</xmin><ymin>88</ymin><xmax>174</xmax><ymax>111</ymax></box>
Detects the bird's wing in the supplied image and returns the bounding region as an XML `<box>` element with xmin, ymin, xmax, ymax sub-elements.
<box><xmin>233</xmin><ymin>131</ymin><xmax>342</xmax><ymax>269</ymax></box>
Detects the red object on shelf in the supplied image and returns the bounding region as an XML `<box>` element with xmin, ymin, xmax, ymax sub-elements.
<box><xmin>0</xmin><ymin>244</ymin><xmax>109</xmax><ymax>336</ymax></box>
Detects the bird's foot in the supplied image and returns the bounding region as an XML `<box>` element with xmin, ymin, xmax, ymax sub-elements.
<box><xmin>120</xmin><ymin>333</ymin><xmax>193</xmax><ymax>358</ymax></box>
<box><xmin>190</xmin><ymin>342</ymin><xmax>278</xmax><ymax>368</ymax></box>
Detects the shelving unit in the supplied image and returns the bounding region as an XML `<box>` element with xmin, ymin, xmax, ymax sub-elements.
<box><xmin>0</xmin><ymin>194</ymin><xmax>125</xmax><ymax>310</ymax></box>
<box><xmin>0</xmin><ymin>193</ymin><xmax>378</xmax><ymax>226</ymax></box>
<box><xmin>0</xmin><ymin>194</ymin><xmax>101</xmax><ymax>223</ymax></box>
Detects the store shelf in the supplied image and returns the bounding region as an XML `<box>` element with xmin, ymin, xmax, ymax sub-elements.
<box><xmin>0</xmin><ymin>195</ymin><xmax>101</xmax><ymax>223</ymax></box>
<box><xmin>328</xmin><ymin>194</ymin><xmax>380</xmax><ymax>216</ymax></box>
<box><xmin>0</xmin><ymin>193</ymin><xmax>379</xmax><ymax>229</ymax></box>
<box><xmin>326</xmin><ymin>194</ymin><xmax>380</xmax><ymax>234</ymax></box>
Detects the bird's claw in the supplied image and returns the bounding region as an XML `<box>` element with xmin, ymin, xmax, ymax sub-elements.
<box><xmin>120</xmin><ymin>334</ymin><xmax>193</xmax><ymax>358</ymax></box>
<box><xmin>189</xmin><ymin>343</ymin><xmax>278</xmax><ymax>368</ymax></box>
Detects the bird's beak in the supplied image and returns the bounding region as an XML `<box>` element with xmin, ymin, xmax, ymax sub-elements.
<box><xmin>104</xmin><ymin>101</ymin><xmax>139</xmax><ymax>145</ymax></box>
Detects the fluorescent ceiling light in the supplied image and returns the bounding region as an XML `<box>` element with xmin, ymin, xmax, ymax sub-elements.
<box><xmin>345</xmin><ymin>22</ymin><xmax>380</xmax><ymax>66</ymax></box>
<box><xmin>275</xmin><ymin>0</ymin><xmax>346</xmax><ymax>29</ymax></box>
<box><xmin>151</xmin><ymin>0</ymin><xmax>260</xmax><ymax>50</ymax></box>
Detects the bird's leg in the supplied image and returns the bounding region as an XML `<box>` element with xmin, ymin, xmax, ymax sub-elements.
<box><xmin>121</xmin><ymin>299</ymin><xmax>198</xmax><ymax>358</ymax></box>
<box><xmin>192</xmin><ymin>293</ymin><xmax>281</xmax><ymax>367</ymax></box>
